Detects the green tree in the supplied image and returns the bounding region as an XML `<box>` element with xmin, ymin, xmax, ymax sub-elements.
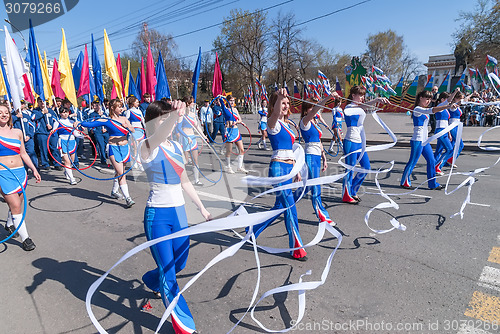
<box><xmin>453</xmin><ymin>0</ymin><xmax>499</xmax><ymax>68</ymax></box>
<box><xmin>270</xmin><ymin>11</ymin><xmax>300</xmax><ymax>86</ymax></box>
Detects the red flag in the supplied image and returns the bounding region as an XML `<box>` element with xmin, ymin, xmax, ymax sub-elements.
<box><xmin>22</xmin><ymin>74</ymin><xmax>34</xmax><ymax>103</ymax></box>
<box><xmin>51</xmin><ymin>58</ymin><xmax>65</xmax><ymax>98</ymax></box>
<box><xmin>111</xmin><ymin>53</ymin><xmax>125</xmax><ymax>100</ymax></box>
<box><xmin>140</xmin><ymin>57</ymin><xmax>146</xmax><ymax>101</ymax></box>
<box><xmin>212</xmin><ymin>52</ymin><xmax>222</xmax><ymax>97</ymax></box>
<box><xmin>146</xmin><ymin>42</ymin><xmax>156</xmax><ymax>100</ymax></box>
<box><xmin>78</xmin><ymin>44</ymin><xmax>90</xmax><ymax>97</ymax></box>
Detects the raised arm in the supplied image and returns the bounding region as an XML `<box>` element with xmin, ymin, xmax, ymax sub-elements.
<box><xmin>141</xmin><ymin>101</ymin><xmax>185</xmax><ymax>161</ymax></box>
<box><xmin>268</xmin><ymin>88</ymin><xmax>288</xmax><ymax>129</ymax></box>
<box><xmin>302</xmin><ymin>95</ymin><xmax>331</xmax><ymax>126</ymax></box>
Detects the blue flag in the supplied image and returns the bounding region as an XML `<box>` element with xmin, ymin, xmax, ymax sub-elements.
<box><xmin>155</xmin><ymin>51</ymin><xmax>171</xmax><ymax>100</ymax></box>
<box><xmin>27</xmin><ymin>19</ymin><xmax>44</xmax><ymax>101</ymax></box>
<box><xmin>0</xmin><ymin>52</ymin><xmax>12</xmax><ymax>102</ymax></box>
<box><xmin>128</xmin><ymin>70</ymin><xmax>140</xmax><ymax>99</ymax></box>
<box><xmin>191</xmin><ymin>47</ymin><xmax>201</xmax><ymax>101</ymax></box>
<box><xmin>91</xmin><ymin>34</ymin><xmax>104</xmax><ymax>103</ymax></box>
<box><xmin>135</xmin><ymin>69</ymin><xmax>142</xmax><ymax>99</ymax></box>
<box><xmin>72</xmin><ymin>51</ymin><xmax>84</xmax><ymax>92</ymax></box>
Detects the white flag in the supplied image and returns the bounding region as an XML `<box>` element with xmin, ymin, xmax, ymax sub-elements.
<box><xmin>4</xmin><ymin>26</ymin><xmax>27</xmax><ymax>111</ymax></box>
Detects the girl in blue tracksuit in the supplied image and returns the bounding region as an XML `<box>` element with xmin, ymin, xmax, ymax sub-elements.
<box><xmin>342</xmin><ymin>86</ymin><xmax>388</xmax><ymax>204</ymax></box>
<box><xmin>76</xmin><ymin>99</ymin><xmax>136</xmax><ymax>208</ymax></box>
<box><xmin>328</xmin><ymin>98</ymin><xmax>344</xmax><ymax>152</ymax></box>
<box><xmin>401</xmin><ymin>90</ymin><xmax>458</xmax><ymax>190</ymax></box>
<box><xmin>51</xmin><ymin>107</ymin><xmax>78</xmax><ymax>185</ymax></box>
<box><xmin>433</xmin><ymin>90</ymin><xmax>458</xmax><ymax>174</ymax></box>
<box><xmin>251</xmin><ymin>88</ymin><xmax>308</xmax><ymax>261</ymax></box>
<box><xmin>141</xmin><ymin>100</ymin><xmax>211</xmax><ymax>334</ymax></box>
<box><xmin>447</xmin><ymin>91</ymin><xmax>466</xmax><ymax>166</ymax></box>
<box><xmin>299</xmin><ymin>96</ymin><xmax>335</xmax><ymax>225</ymax></box>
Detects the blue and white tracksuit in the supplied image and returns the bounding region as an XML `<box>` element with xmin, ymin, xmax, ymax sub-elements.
<box><xmin>299</xmin><ymin>118</ymin><xmax>331</xmax><ymax>223</ymax></box>
<box><xmin>433</xmin><ymin>102</ymin><xmax>453</xmax><ymax>170</ymax></box>
<box><xmin>342</xmin><ymin>104</ymin><xmax>369</xmax><ymax>202</ymax></box>
<box><xmin>401</xmin><ymin>106</ymin><xmax>440</xmax><ymax>189</ymax></box>
<box><xmin>140</xmin><ymin>140</ymin><xmax>196</xmax><ymax>334</ymax></box>
<box><xmin>448</xmin><ymin>107</ymin><xmax>464</xmax><ymax>163</ymax></box>
<box><xmin>251</xmin><ymin>120</ymin><xmax>307</xmax><ymax>259</ymax></box>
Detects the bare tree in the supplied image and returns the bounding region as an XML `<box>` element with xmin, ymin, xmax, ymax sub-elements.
<box><xmin>213</xmin><ymin>8</ymin><xmax>268</xmax><ymax>96</ymax></box>
<box><xmin>130</xmin><ymin>23</ymin><xmax>181</xmax><ymax>76</ymax></box>
<box><xmin>271</xmin><ymin>11</ymin><xmax>300</xmax><ymax>86</ymax></box>
<box><xmin>364</xmin><ymin>29</ymin><xmax>421</xmax><ymax>82</ymax></box>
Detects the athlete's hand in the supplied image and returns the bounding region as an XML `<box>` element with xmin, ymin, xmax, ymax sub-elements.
<box><xmin>322</xmin><ymin>159</ymin><xmax>328</xmax><ymax>172</ymax></box>
<box><xmin>201</xmin><ymin>208</ymin><xmax>212</xmax><ymax>221</ymax></box>
<box><xmin>33</xmin><ymin>169</ymin><xmax>41</xmax><ymax>183</ymax></box>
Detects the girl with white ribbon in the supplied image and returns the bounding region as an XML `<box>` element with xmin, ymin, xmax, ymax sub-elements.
<box><xmin>446</xmin><ymin>91</ymin><xmax>468</xmax><ymax>167</ymax></box>
<box><xmin>0</xmin><ymin>102</ymin><xmax>40</xmax><ymax>251</ymax></box>
<box><xmin>140</xmin><ymin>100</ymin><xmax>211</xmax><ymax>334</ymax></box>
<box><xmin>250</xmin><ymin>88</ymin><xmax>308</xmax><ymax>261</ymax></box>
<box><xmin>433</xmin><ymin>89</ymin><xmax>458</xmax><ymax>175</ymax></box>
<box><xmin>341</xmin><ymin>85</ymin><xmax>389</xmax><ymax>204</ymax></box>
<box><xmin>401</xmin><ymin>90</ymin><xmax>458</xmax><ymax>190</ymax></box>
<box><xmin>299</xmin><ymin>95</ymin><xmax>336</xmax><ymax>226</ymax></box>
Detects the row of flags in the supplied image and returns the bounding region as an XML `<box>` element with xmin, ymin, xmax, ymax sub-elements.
<box><xmin>0</xmin><ymin>20</ymin><xmax>206</xmax><ymax>111</ymax></box>
<box><xmin>242</xmin><ymin>53</ymin><xmax>498</xmax><ymax>114</ymax></box>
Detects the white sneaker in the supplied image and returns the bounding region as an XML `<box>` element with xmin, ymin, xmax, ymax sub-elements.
<box><xmin>110</xmin><ymin>191</ymin><xmax>123</xmax><ymax>199</ymax></box>
<box><xmin>70</xmin><ymin>178</ymin><xmax>77</xmax><ymax>185</ymax></box>
<box><xmin>257</xmin><ymin>142</ymin><xmax>262</xmax><ymax>149</ymax></box>
<box><xmin>237</xmin><ymin>167</ymin><xmax>249</xmax><ymax>174</ymax></box>
<box><xmin>225</xmin><ymin>166</ymin><xmax>235</xmax><ymax>174</ymax></box>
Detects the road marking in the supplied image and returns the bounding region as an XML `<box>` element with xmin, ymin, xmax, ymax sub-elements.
<box><xmin>478</xmin><ymin>266</ymin><xmax>500</xmax><ymax>291</ymax></box>
<box><xmin>197</xmin><ymin>191</ymin><xmax>246</xmax><ymax>204</ymax></box>
<box><xmin>457</xmin><ymin>323</ymin><xmax>492</xmax><ymax>334</ymax></box>
<box><xmin>469</xmin><ymin>202</ymin><xmax>491</xmax><ymax>207</ymax></box>
<box><xmin>366</xmin><ymin>187</ymin><xmax>432</xmax><ymax>199</ymax></box>
<box><xmin>464</xmin><ymin>291</ymin><xmax>500</xmax><ymax>324</ymax></box>
<box><xmin>488</xmin><ymin>247</ymin><xmax>500</xmax><ymax>265</ymax></box>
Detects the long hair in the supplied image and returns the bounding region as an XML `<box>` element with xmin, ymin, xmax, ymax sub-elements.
<box><xmin>268</xmin><ymin>92</ymin><xmax>290</xmax><ymax>120</ymax></box>
<box><xmin>109</xmin><ymin>99</ymin><xmax>123</xmax><ymax>115</ymax></box>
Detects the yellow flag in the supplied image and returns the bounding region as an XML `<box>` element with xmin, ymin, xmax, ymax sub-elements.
<box><xmin>58</xmin><ymin>28</ymin><xmax>77</xmax><ymax>106</ymax></box>
<box><xmin>0</xmin><ymin>62</ymin><xmax>8</xmax><ymax>97</ymax></box>
<box><xmin>37</xmin><ymin>46</ymin><xmax>54</xmax><ymax>100</ymax></box>
<box><xmin>103</xmin><ymin>29</ymin><xmax>123</xmax><ymax>100</ymax></box>
<box><xmin>124</xmin><ymin>60</ymin><xmax>130</xmax><ymax>98</ymax></box>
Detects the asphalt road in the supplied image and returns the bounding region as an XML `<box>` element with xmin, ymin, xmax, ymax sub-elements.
<box><xmin>1</xmin><ymin>137</ymin><xmax>500</xmax><ymax>334</ymax></box>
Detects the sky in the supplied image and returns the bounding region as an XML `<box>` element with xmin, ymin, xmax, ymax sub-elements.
<box><xmin>0</xmin><ymin>0</ymin><xmax>480</xmax><ymax>73</ymax></box>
